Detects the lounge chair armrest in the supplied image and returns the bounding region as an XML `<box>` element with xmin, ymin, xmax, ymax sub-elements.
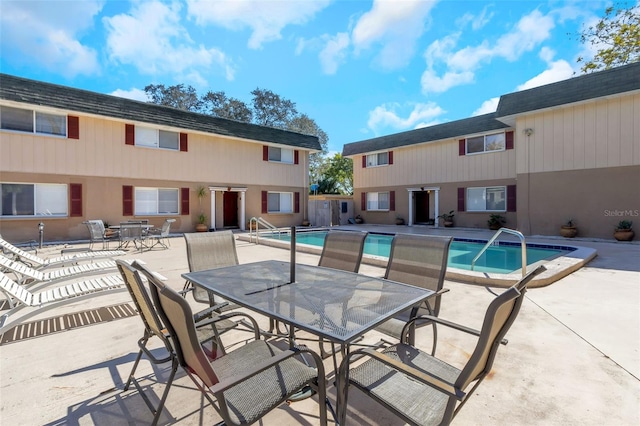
<box><xmin>192</xmin><ymin>302</ymin><xmax>230</xmax><ymax>322</ymax></box>
<box><xmin>196</xmin><ymin>311</ymin><xmax>262</xmax><ymax>341</ymax></box>
<box><xmin>340</xmin><ymin>347</ymin><xmax>464</xmax><ymax>400</ymax></box>
<box><xmin>209</xmin><ymin>346</ymin><xmax>324</xmax><ymax>394</ymax></box>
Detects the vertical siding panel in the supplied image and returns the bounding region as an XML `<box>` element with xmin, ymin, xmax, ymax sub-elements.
<box><xmin>607</xmin><ymin>99</ymin><xmax>621</xmax><ymax>167</ymax></box>
<box><xmin>595</xmin><ymin>100</ymin><xmax>608</xmax><ymax>168</ymax></box>
<box><xmin>562</xmin><ymin>108</ymin><xmax>574</xmax><ymax>170</ymax></box>
<box><xmin>634</xmin><ymin>94</ymin><xmax>640</xmax><ymax>165</ymax></box>
<box><xmin>583</xmin><ymin>105</ymin><xmax>597</xmax><ymax>168</ymax></box>
<box><xmin>552</xmin><ymin>112</ymin><xmax>563</xmax><ymax>171</ymax></box>
<box><xmin>619</xmin><ymin>96</ymin><xmax>634</xmax><ymax>167</ymax></box>
<box><xmin>573</xmin><ymin>105</ymin><xmax>585</xmax><ymax>169</ymax></box>
<box><xmin>533</xmin><ymin>115</ymin><xmax>545</xmax><ymax>173</ymax></box>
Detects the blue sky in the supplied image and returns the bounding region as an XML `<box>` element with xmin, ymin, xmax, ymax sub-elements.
<box><xmin>0</xmin><ymin>0</ymin><xmax>621</xmax><ymax>154</ymax></box>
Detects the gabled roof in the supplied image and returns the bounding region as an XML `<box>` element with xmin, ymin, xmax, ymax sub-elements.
<box><xmin>0</xmin><ymin>73</ymin><xmax>321</xmax><ymax>151</ymax></box>
<box><xmin>342</xmin><ymin>113</ymin><xmax>509</xmax><ymax>157</ymax></box>
<box><xmin>496</xmin><ymin>62</ymin><xmax>640</xmax><ymax>119</ymax></box>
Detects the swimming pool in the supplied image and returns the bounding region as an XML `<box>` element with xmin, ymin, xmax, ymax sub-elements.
<box><xmin>269</xmin><ymin>231</ymin><xmax>569</xmax><ymax>274</ymax></box>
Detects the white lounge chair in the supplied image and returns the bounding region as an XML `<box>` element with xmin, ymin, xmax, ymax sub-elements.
<box><xmin>0</xmin><ymin>235</ymin><xmax>125</xmax><ymax>270</ymax></box>
<box><xmin>0</xmin><ymin>255</ymin><xmax>117</xmax><ymax>286</ymax></box>
<box><xmin>0</xmin><ymin>271</ymin><xmax>125</xmax><ymax>331</ymax></box>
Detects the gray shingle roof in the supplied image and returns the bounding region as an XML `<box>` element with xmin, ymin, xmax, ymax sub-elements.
<box><xmin>496</xmin><ymin>62</ymin><xmax>640</xmax><ymax>118</ymax></box>
<box><xmin>342</xmin><ymin>113</ymin><xmax>510</xmax><ymax>156</ymax></box>
<box><xmin>0</xmin><ymin>73</ymin><xmax>321</xmax><ymax>151</ymax></box>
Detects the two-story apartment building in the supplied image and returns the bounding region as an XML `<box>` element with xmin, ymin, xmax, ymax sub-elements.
<box><xmin>343</xmin><ymin>62</ymin><xmax>640</xmax><ymax>239</ymax></box>
<box><xmin>0</xmin><ymin>74</ymin><xmax>321</xmax><ymax>242</ymax></box>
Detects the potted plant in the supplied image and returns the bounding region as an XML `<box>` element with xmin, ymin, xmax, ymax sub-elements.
<box><xmin>437</xmin><ymin>210</ymin><xmax>455</xmax><ymax>227</ymax></box>
<box><xmin>395</xmin><ymin>215</ymin><xmax>405</xmax><ymax>225</ymax></box>
<box><xmin>195</xmin><ymin>186</ymin><xmax>208</xmax><ymax>232</ymax></box>
<box><xmin>354</xmin><ymin>215</ymin><xmax>364</xmax><ymax>224</ymax></box>
<box><xmin>560</xmin><ymin>219</ymin><xmax>578</xmax><ymax>238</ymax></box>
<box><xmin>614</xmin><ymin>220</ymin><xmax>634</xmax><ymax>241</ymax></box>
<box><xmin>488</xmin><ymin>214</ymin><xmax>506</xmax><ymax>230</ymax></box>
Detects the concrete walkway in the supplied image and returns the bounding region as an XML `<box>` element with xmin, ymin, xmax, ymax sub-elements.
<box><xmin>0</xmin><ymin>227</ymin><xmax>638</xmax><ymax>425</ymax></box>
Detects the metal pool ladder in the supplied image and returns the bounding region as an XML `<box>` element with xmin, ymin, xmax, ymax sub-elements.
<box><xmin>471</xmin><ymin>227</ymin><xmax>527</xmax><ymax>277</ymax></box>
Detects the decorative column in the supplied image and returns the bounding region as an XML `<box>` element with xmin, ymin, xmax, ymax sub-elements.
<box><xmin>240</xmin><ymin>191</ymin><xmax>246</xmax><ymax>231</ymax></box>
<box><xmin>408</xmin><ymin>189</ymin><xmax>414</xmax><ymax>226</ymax></box>
<box><xmin>210</xmin><ymin>189</ymin><xmax>216</xmax><ymax>231</ymax></box>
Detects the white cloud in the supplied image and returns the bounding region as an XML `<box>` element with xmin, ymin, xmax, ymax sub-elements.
<box><xmin>352</xmin><ymin>0</ymin><xmax>437</xmax><ymax>70</ymax></box>
<box><xmin>318</xmin><ymin>32</ymin><xmax>350</xmax><ymax>75</ymax></box>
<box><xmin>104</xmin><ymin>1</ymin><xmax>235</xmax><ymax>83</ymax></box>
<box><xmin>368</xmin><ymin>102</ymin><xmax>445</xmax><ymax>135</ymax></box>
<box><xmin>421</xmin><ymin>8</ymin><xmax>556</xmax><ymax>94</ymax></box>
<box><xmin>472</xmin><ymin>97</ymin><xmax>499</xmax><ymax>116</ymax></box>
<box><xmin>0</xmin><ymin>0</ymin><xmax>102</xmax><ymax>77</ymax></box>
<box><xmin>110</xmin><ymin>88</ymin><xmax>149</xmax><ymax>102</ymax></box>
<box><xmin>186</xmin><ymin>0</ymin><xmax>330</xmax><ymax>49</ymax></box>
<box><xmin>517</xmin><ymin>47</ymin><xmax>575</xmax><ymax>91</ymax></box>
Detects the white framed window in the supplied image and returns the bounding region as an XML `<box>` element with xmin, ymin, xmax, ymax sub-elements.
<box><xmin>134</xmin><ymin>187</ymin><xmax>179</xmax><ymax>215</ymax></box>
<box><xmin>1</xmin><ymin>183</ymin><xmax>68</xmax><ymax>217</ymax></box>
<box><xmin>367</xmin><ymin>192</ymin><xmax>390</xmax><ymax>211</ymax></box>
<box><xmin>466</xmin><ymin>132</ymin><xmax>505</xmax><ymax>154</ymax></box>
<box><xmin>366</xmin><ymin>151</ymin><xmax>389</xmax><ymax>167</ymax></box>
<box><xmin>268</xmin><ymin>147</ymin><xmax>294</xmax><ymax>164</ymax></box>
<box><xmin>135</xmin><ymin>126</ymin><xmax>179</xmax><ymax>150</ymax></box>
<box><xmin>267</xmin><ymin>192</ymin><xmax>293</xmax><ymax>213</ymax></box>
<box><xmin>466</xmin><ymin>186</ymin><xmax>506</xmax><ymax>212</ymax></box>
<box><xmin>1</xmin><ymin>106</ymin><xmax>66</xmax><ymax>136</ymax></box>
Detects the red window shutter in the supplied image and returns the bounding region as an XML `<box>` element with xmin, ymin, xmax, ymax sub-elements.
<box><xmin>125</xmin><ymin>124</ymin><xmax>135</xmax><ymax>145</ymax></box>
<box><xmin>507</xmin><ymin>185</ymin><xmax>517</xmax><ymax>212</ymax></box>
<box><xmin>181</xmin><ymin>187</ymin><xmax>190</xmax><ymax>215</ymax></box>
<box><xmin>459</xmin><ymin>139</ymin><xmax>466</xmax><ymax>156</ymax></box>
<box><xmin>69</xmin><ymin>183</ymin><xmax>82</xmax><ymax>217</ymax></box>
<box><xmin>389</xmin><ymin>190</ymin><xmax>395</xmax><ymax>211</ymax></box>
<box><xmin>179</xmin><ymin>133</ymin><xmax>188</xmax><ymax>151</ymax></box>
<box><xmin>67</xmin><ymin>116</ymin><xmax>79</xmax><ymax>139</ymax></box>
<box><xmin>261</xmin><ymin>191</ymin><xmax>268</xmax><ymax>213</ymax></box>
<box><xmin>457</xmin><ymin>187</ymin><xmax>466</xmax><ymax>212</ymax></box>
<box><xmin>505</xmin><ymin>131</ymin><xmax>514</xmax><ymax>150</ymax></box>
<box><xmin>294</xmin><ymin>150</ymin><xmax>299</xmax><ymax>164</ymax></box>
<box><xmin>388</xmin><ymin>151</ymin><xmax>393</xmax><ymax>164</ymax></box>
<box><xmin>122</xmin><ymin>185</ymin><xmax>134</xmax><ymax>216</ymax></box>
<box><xmin>263</xmin><ymin>146</ymin><xmax>269</xmax><ymax>161</ymax></box>
<box><xmin>294</xmin><ymin>192</ymin><xmax>300</xmax><ymax>213</ymax></box>
<box><xmin>362</xmin><ymin>155</ymin><xmax>367</xmax><ymax>168</ymax></box>
<box><xmin>361</xmin><ymin>192</ymin><xmax>367</xmax><ymax>211</ymax></box>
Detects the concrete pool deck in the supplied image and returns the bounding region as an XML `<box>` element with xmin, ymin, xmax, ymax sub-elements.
<box><xmin>0</xmin><ymin>226</ymin><xmax>638</xmax><ymax>425</ymax></box>
<box><xmin>242</xmin><ymin>225</ymin><xmax>598</xmax><ymax>287</ymax></box>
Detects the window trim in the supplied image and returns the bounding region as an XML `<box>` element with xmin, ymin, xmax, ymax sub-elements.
<box><xmin>464</xmin><ymin>131</ymin><xmax>506</xmax><ymax>155</ymax></box>
<box><xmin>266</xmin><ymin>191</ymin><xmax>294</xmax><ymax>214</ymax></box>
<box><xmin>1</xmin><ymin>182</ymin><xmax>70</xmax><ymax>218</ymax></box>
<box><xmin>365</xmin><ymin>151</ymin><xmax>391</xmax><ymax>168</ymax></box>
<box><xmin>1</xmin><ymin>105</ymin><xmax>68</xmax><ymax>138</ymax></box>
<box><xmin>466</xmin><ymin>186</ymin><xmax>507</xmax><ymax>212</ymax></box>
<box><xmin>366</xmin><ymin>191</ymin><xmax>391</xmax><ymax>211</ymax></box>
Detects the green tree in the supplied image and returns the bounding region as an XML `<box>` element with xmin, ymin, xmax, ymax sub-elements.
<box><xmin>251</xmin><ymin>88</ymin><xmax>298</xmax><ymax>128</ymax></box>
<box><xmin>288</xmin><ymin>114</ymin><xmax>329</xmax><ymax>184</ymax></box>
<box><xmin>201</xmin><ymin>90</ymin><xmax>253</xmax><ymax>122</ymax></box>
<box><xmin>321</xmin><ymin>153</ymin><xmax>353</xmax><ymax>195</ymax></box>
<box><xmin>144</xmin><ymin>84</ymin><xmax>203</xmax><ymax>111</ymax></box>
<box><xmin>577</xmin><ymin>3</ymin><xmax>640</xmax><ymax>73</ymax></box>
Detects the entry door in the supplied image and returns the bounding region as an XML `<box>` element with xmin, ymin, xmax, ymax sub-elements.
<box><xmin>223</xmin><ymin>191</ymin><xmax>238</xmax><ymax>227</ymax></box>
<box><xmin>415</xmin><ymin>191</ymin><xmax>430</xmax><ymax>223</ymax></box>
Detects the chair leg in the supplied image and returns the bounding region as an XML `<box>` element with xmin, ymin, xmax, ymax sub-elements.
<box><xmin>151</xmin><ymin>357</ymin><xmax>179</xmax><ymax>426</ymax></box>
<box><xmin>124</xmin><ymin>348</ymin><xmax>145</xmax><ymax>391</ymax></box>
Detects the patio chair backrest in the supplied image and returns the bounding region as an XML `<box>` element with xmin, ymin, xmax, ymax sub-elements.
<box><xmin>184</xmin><ymin>231</ymin><xmax>238</xmax><ymax>304</ymax></box>
<box><xmin>85</xmin><ymin>220</ymin><xmax>105</xmax><ymax>240</ymax></box>
<box><xmin>145</xmin><ymin>266</ymin><xmax>220</xmax><ymax>388</ymax></box>
<box><xmin>318</xmin><ymin>231</ymin><xmax>368</xmax><ymax>273</ymax></box>
<box><xmin>120</xmin><ymin>222</ymin><xmax>143</xmax><ymax>241</ymax></box>
<box><xmin>455</xmin><ymin>265</ymin><xmax>542</xmax><ymax>390</ymax></box>
<box><xmin>159</xmin><ymin>219</ymin><xmax>175</xmax><ymax>237</ymax></box>
<box><xmin>116</xmin><ymin>260</ymin><xmax>166</xmax><ymax>340</ymax></box>
<box><xmin>384</xmin><ymin>234</ymin><xmax>452</xmax><ymax>316</ymax></box>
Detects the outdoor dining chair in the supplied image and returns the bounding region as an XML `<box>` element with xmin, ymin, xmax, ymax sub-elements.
<box><xmin>318</xmin><ymin>230</ymin><xmax>368</xmax><ymax>273</ymax></box>
<box><xmin>84</xmin><ymin>220</ymin><xmax>119</xmax><ymax>251</ymax></box>
<box><xmin>374</xmin><ymin>234</ymin><xmax>453</xmax><ymax>352</ymax></box>
<box><xmin>147</xmin><ymin>219</ymin><xmax>175</xmax><ymax>250</ymax></box>
<box><xmin>118</xmin><ymin>222</ymin><xmax>147</xmax><ymax>252</ymax></box>
<box><xmin>337</xmin><ymin>265</ymin><xmax>546</xmax><ymax>426</ymax></box>
<box><xmin>146</xmin><ymin>263</ymin><xmax>328</xmax><ymax>426</ymax></box>
<box><xmin>116</xmin><ymin>260</ymin><xmax>242</xmax><ymax>426</ymax></box>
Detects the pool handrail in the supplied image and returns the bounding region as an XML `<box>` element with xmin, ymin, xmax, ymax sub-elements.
<box><xmin>471</xmin><ymin>228</ymin><xmax>527</xmax><ymax>277</ymax></box>
<box><xmin>248</xmin><ymin>217</ymin><xmax>281</xmax><ymax>243</ymax></box>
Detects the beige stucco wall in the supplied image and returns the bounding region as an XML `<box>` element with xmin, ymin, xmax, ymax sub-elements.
<box><xmin>0</xmin><ymin>104</ymin><xmax>311</xmax><ymax>242</ymax></box>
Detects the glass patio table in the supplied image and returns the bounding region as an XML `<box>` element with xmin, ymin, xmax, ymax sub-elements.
<box><xmin>182</xmin><ymin>260</ymin><xmax>434</xmax><ymax>353</ymax></box>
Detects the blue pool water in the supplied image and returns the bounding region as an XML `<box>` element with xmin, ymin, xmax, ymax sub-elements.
<box><xmin>272</xmin><ymin>231</ymin><xmax>567</xmax><ymax>274</ymax></box>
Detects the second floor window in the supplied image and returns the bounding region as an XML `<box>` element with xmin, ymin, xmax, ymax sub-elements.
<box><xmin>1</xmin><ymin>106</ymin><xmax>67</xmax><ymax>136</ymax></box>
<box><xmin>135</xmin><ymin>126</ymin><xmax>179</xmax><ymax>150</ymax></box>
<box><xmin>466</xmin><ymin>132</ymin><xmax>505</xmax><ymax>154</ymax></box>
<box><xmin>366</xmin><ymin>152</ymin><xmax>389</xmax><ymax>167</ymax></box>
<box><xmin>268</xmin><ymin>147</ymin><xmax>294</xmax><ymax>163</ymax></box>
